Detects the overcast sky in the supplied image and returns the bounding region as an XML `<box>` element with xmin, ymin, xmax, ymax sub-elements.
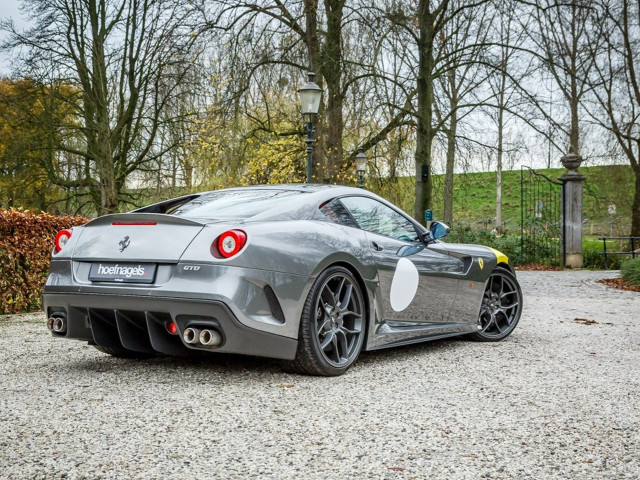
<box><xmin>0</xmin><ymin>0</ymin><xmax>28</xmax><ymax>75</ymax></box>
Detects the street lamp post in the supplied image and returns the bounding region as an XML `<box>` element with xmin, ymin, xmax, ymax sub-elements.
<box><xmin>298</xmin><ymin>72</ymin><xmax>322</xmax><ymax>184</ymax></box>
<box><xmin>305</xmin><ymin>124</ymin><xmax>314</xmax><ymax>184</ymax></box>
<box><xmin>355</xmin><ymin>147</ymin><xmax>367</xmax><ymax>189</ymax></box>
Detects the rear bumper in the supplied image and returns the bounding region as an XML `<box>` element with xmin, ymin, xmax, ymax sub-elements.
<box><xmin>42</xmin><ymin>292</ymin><xmax>298</xmax><ymax>360</ymax></box>
<box><xmin>45</xmin><ymin>259</ymin><xmax>313</xmax><ymax>340</ymax></box>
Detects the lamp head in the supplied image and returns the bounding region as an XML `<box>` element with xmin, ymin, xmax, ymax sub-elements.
<box><xmin>355</xmin><ymin>147</ymin><xmax>367</xmax><ymax>174</ymax></box>
<box><xmin>298</xmin><ymin>72</ymin><xmax>322</xmax><ymax>116</ymax></box>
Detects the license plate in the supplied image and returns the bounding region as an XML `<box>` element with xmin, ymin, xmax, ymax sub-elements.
<box><xmin>89</xmin><ymin>263</ymin><xmax>157</xmax><ymax>284</ymax></box>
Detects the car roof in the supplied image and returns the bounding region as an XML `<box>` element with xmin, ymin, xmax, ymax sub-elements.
<box><xmin>135</xmin><ymin>183</ymin><xmax>404</xmax><ymax>223</ymax></box>
<box><xmin>211</xmin><ymin>183</ymin><xmax>353</xmax><ymax>193</ymax></box>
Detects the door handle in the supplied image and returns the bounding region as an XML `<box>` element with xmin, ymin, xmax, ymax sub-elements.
<box><xmin>372</xmin><ymin>242</ymin><xmax>384</xmax><ymax>252</ymax></box>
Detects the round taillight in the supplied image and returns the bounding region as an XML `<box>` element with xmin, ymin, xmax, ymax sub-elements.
<box><xmin>215</xmin><ymin>230</ymin><xmax>247</xmax><ymax>258</ymax></box>
<box><xmin>54</xmin><ymin>229</ymin><xmax>73</xmax><ymax>253</ymax></box>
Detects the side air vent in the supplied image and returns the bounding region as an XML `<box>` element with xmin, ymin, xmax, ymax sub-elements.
<box><xmin>263</xmin><ymin>285</ymin><xmax>286</xmax><ymax>324</ymax></box>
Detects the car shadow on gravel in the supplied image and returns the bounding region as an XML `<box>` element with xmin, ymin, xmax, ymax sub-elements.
<box><xmin>64</xmin><ymin>337</ymin><xmax>473</xmax><ymax>378</ymax></box>
<box><xmin>357</xmin><ymin>337</ymin><xmax>465</xmax><ymax>365</ymax></box>
<box><xmin>69</xmin><ymin>350</ymin><xmax>282</xmax><ymax>376</ymax></box>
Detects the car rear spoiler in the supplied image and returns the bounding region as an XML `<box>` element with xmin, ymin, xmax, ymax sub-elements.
<box><xmin>83</xmin><ymin>213</ymin><xmax>205</xmax><ymax>228</ymax></box>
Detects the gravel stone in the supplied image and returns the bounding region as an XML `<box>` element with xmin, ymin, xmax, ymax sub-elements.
<box><xmin>0</xmin><ymin>270</ymin><xmax>638</xmax><ymax>479</ymax></box>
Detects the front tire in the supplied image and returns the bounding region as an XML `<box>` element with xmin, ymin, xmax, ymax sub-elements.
<box><xmin>286</xmin><ymin>266</ymin><xmax>366</xmax><ymax>376</ymax></box>
<box><xmin>468</xmin><ymin>266</ymin><xmax>522</xmax><ymax>342</ymax></box>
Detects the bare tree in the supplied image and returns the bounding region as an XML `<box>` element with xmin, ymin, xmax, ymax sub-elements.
<box><xmin>204</xmin><ymin>0</ymin><xmax>375</xmax><ymax>182</ymax></box>
<box><xmin>587</xmin><ymin>0</ymin><xmax>640</xmax><ymax>237</ymax></box>
<box><xmin>2</xmin><ymin>0</ymin><xmax>204</xmax><ymax>214</ymax></box>
<box><xmin>376</xmin><ymin>0</ymin><xmax>492</xmax><ymax>223</ymax></box>
<box><xmin>527</xmin><ymin>0</ymin><xmax>599</xmax><ymax>156</ymax></box>
<box><xmin>487</xmin><ymin>0</ymin><xmax>534</xmax><ymax>231</ymax></box>
<box><xmin>434</xmin><ymin>1</ymin><xmax>495</xmax><ymax>224</ymax></box>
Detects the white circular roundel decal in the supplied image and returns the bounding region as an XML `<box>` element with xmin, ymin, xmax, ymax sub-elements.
<box><xmin>389</xmin><ymin>257</ymin><xmax>419</xmax><ymax>312</ymax></box>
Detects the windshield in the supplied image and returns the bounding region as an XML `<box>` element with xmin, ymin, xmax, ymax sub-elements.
<box><xmin>169</xmin><ymin>189</ymin><xmax>305</xmax><ymax>219</ymax></box>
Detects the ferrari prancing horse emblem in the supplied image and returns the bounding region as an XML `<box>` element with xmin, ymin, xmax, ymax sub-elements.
<box><xmin>478</xmin><ymin>258</ymin><xmax>484</xmax><ymax>270</ymax></box>
<box><xmin>119</xmin><ymin>236</ymin><xmax>130</xmax><ymax>252</ymax></box>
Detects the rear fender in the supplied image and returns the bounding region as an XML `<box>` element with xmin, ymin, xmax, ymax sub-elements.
<box><xmin>182</xmin><ymin>220</ymin><xmax>374</xmax><ymax>278</ymax></box>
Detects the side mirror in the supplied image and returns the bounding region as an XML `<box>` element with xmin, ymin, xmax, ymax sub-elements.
<box><xmin>428</xmin><ymin>221</ymin><xmax>450</xmax><ymax>242</ymax></box>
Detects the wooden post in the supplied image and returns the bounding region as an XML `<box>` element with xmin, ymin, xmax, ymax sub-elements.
<box><xmin>559</xmin><ymin>154</ymin><xmax>586</xmax><ymax>268</ymax></box>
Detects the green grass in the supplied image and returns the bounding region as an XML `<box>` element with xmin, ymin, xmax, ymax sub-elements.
<box><xmin>370</xmin><ymin>164</ymin><xmax>635</xmax><ymax>234</ymax></box>
<box><xmin>366</xmin><ymin>164</ymin><xmax>635</xmax><ymax>268</ymax></box>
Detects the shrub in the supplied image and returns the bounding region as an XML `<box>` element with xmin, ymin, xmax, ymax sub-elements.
<box><xmin>621</xmin><ymin>257</ymin><xmax>640</xmax><ymax>286</ymax></box>
<box><xmin>583</xmin><ymin>240</ymin><xmax>622</xmax><ymax>270</ymax></box>
<box><xmin>583</xmin><ymin>239</ymin><xmax>629</xmax><ymax>270</ymax></box>
<box><xmin>446</xmin><ymin>223</ymin><xmax>522</xmax><ymax>265</ymax></box>
<box><xmin>0</xmin><ymin>208</ymin><xmax>88</xmax><ymax>314</ymax></box>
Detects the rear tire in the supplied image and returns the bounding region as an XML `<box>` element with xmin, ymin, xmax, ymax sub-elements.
<box><xmin>468</xmin><ymin>266</ymin><xmax>522</xmax><ymax>342</ymax></box>
<box><xmin>285</xmin><ymin>266</ymin><xmax>366</xmax><ymax>376</ymax></box>
<box><xmin>93</xmin><ymin>345</ymin><xmax>154</xmax><ymax>359</ymax></box>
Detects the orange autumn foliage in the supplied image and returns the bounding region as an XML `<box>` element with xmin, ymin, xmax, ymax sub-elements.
<box><xmin>0</xmin><ymin>208</ymin><xmax>88</xmax><ymax>314</ymax></box>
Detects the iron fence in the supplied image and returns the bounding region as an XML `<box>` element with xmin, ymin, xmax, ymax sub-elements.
<box><xmin>520</xmin><ymin>167</ymin><xmax>565</xmax><ymax>266</ymax></box>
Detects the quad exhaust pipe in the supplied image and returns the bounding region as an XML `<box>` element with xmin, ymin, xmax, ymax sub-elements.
<box><xmin>47</xmin><ymin>315</ymin><xmax>67</xmax><ymax>334</ymax></box>
<box><xmin>183</xmin><ymin>327</ymin><xmax>222</xmax><ymax>348</ymax></box>
<box><xmin>199</xmin><ymin>329</ymin><xmax>222</xmax><ymax>347</ymax></box>
<box><xmin>183</xmin><ymin>327</ymin><xmax>201</xmax><ymax>345</ymax></box>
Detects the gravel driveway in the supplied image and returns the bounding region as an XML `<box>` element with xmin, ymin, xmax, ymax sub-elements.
<box><xmin>1</xmin><ymin>270</ymin><xmax>638</xmax><ymax>479</ymax></box>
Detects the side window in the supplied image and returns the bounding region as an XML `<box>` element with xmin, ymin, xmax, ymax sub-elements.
<box><xmin>340</xmin><ymin>196</ymin><xmax>419</xmax><ymax>241</ymax></box>
<box><xmin>319</xmin><ymin>199</ymin><xmax>359</xmax><ymax>228</ymax></box>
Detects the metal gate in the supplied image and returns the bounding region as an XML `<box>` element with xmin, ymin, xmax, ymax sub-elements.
<box><xmin>520</xmin><ymin>167</ymin><xmax>565</xmax><ymax>266</ymax></box>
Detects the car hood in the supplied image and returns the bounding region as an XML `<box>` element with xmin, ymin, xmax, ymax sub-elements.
<box><xmin>444</xmin><ymin>242</ymin><xmax>509</xmax><ymax>263</ymax></box>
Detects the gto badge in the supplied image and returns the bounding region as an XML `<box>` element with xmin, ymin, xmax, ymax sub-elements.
<box><xmin>478</xmin><ymin>257</ymin><xmax>484</xmax><ymax>270</ymax></box>
<box><xmin>119</xmin><ymin>236</ymin><xmax>130</xmax><ymax>252</ymax></box>
<box><xmin>183</xmin><ymin>265</ymin><xmax>200</xmax><ymax>271</ymax></box>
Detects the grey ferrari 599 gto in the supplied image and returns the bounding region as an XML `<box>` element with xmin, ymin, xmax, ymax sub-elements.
<box><xmin>43</xmin><ymin>184</ymin><xmax>522</xmax><ymax>376</ymax></box>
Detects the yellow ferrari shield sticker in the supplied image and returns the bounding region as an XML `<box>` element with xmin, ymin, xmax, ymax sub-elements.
<box><xmin>478</xmin><ymin>258</ymin><xmax>484</xmax><ymax>270</ymax></box>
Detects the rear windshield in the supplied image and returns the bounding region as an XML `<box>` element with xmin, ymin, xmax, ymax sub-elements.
<box><xmin>169</xmin><ymin>189</ymin><xmax>305</xmax><ymax>219</ymax></box>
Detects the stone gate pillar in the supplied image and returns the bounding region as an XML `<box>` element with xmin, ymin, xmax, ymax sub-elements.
<box><xmin>559</xmin><ymin>154</ymin><xmax>586</xmax><ymax>268</ymax></box>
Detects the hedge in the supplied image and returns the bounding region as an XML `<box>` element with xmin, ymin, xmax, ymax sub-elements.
<box><xmin>0</xmin><ymin>208</ymin><xmax>88</xmax><ymax>314</ymax></box>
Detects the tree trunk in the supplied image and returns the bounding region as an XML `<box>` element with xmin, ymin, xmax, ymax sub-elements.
<box><xmin>320</xmin><ymin>0</ymin><xmax>345</xmax><ymax>182</ymax></box>
<box><xmin>496</xmin><ymin>119</ymin><xmax>503</xmax><ymax>232</ymax></box>
<box><xmin>304</xmin><ymin>0</ymin><xmax>321</xmax><ymax>72</ymax></box>
<box><xmin>569</xmin><ymin>93</ymin><xmax>580</xmax><ymax>155</ymax></box>
<box><xmin>632</xmin><ymin>161</ymin><xmax>640</xmax><ymax>238</ymax></box>
<box><xmin>569</xmin><ymin>4</ymin><xmax>580</xmax><ymax>155</ymax></box>
<box><xmin>443</xmin><ymin>112</ymin><xmax>457</xmax><ymax>224</ymax></box>
<box><xmin>302</xmin><ymin>0</ymin><xmax>323</xmax><ymax>181</ymax></box>
<box><xmin>496</xmin><ymin>83</ymin><xmax>506</xmax><ymax>232</ymax></box>
<box><xmin>184</xmin><ymin>157</ymin><xmax>193</xmax><ymax>191</ymax></box>
<box><xmin>414</xmin><ymin>0</ymin><xmax>437</xmax><ymax>224</ymax></box>
<box><xmin>443</xmin><ymin>65</ymin><xmax>458</xmax><ymax>225</ymax></box>
<box><xmin>95</xmin><ymin>113</ymin><xmax>118</xmax><ymax>215</ymax></box>
<box><xmin>80</xmin><ymin>0</ymin><xmax>119</xmax><ymax>215</ymax></box>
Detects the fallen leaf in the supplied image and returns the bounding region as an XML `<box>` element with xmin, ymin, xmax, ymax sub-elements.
<box><xmin>515</xmin><ymin>263</ymin><xmax>563</xmax><ymax>271</ymax></box>
<box><xmin>598</xmin><ymin>278</ymin><xmax>640</xmax><ymax>293</ymax></box>
<box><xmin>574</xmin><ymin>318</ymin><xmax>598</xmax><ymax>325</ymax></box>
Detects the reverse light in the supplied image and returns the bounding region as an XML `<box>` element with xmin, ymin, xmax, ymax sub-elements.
<box><xmin>213</xmin><ymin>230</ymin><xmax>247</xmax><ymax>259</ymax></box>
<box><xmin>54</xmin><ymin>229</ymin><xmax>73</xmax><ymax>253</ymax></box>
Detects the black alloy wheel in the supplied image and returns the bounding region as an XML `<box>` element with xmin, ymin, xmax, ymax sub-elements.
<box><xmin>469</xmin><ymin>266</ymin><xmax>522</xmax><ymax>341</ymax></box>
<box><xmin>288</xmin><ymin>266</ymin><xmax>365</xmax><ymax>376</ymax></box>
